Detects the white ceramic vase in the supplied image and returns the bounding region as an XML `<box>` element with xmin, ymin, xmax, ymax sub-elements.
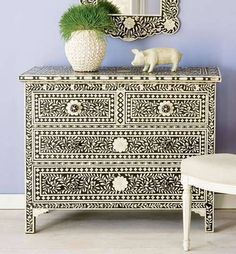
<box><xmin>65</xmin><ymin>30</ymin><xmax>107</xmax><ymax>72</ymax></box>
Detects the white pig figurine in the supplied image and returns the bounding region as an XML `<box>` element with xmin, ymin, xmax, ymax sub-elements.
<box><xmin>131</xmin><ymin>48</ymin><xmax>183</xmax><ymax>73</ymax></box>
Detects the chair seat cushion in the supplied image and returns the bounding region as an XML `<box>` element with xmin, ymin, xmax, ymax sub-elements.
<box><xmin>181</xmin><ymin>154</ymin><xmax>236</xmax><ymax>186</ymax></box>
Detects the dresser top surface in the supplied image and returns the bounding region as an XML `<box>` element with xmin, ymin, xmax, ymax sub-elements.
<box><xmin>19</xmin><ymin>66</ymin><xmax>221</xmax><ymax>82</ymax></box>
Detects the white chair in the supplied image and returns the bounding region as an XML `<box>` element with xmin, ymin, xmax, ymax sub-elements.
<box><xmin>181</xmin><ymin>153</ymin><xmax>236</xmax><ymax>251</ymax></box>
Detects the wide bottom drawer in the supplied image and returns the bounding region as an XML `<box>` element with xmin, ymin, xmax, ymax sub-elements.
<box><xmin>33</xmin><ymin>163</ymin><xmax>205</xmax><ymax>205</ymax></box>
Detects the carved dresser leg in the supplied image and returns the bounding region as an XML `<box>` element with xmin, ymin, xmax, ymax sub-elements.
<box><xmin>25</xmin><ymin>205</ymin><xmax>36</xmax><ymax>234</ymax></box>
<box><xmin>183</xmin><ymin>182</ymin><xmax>192</xmax><ymax>251</ymax></box>
<box><xmin>205</xmin><ymin>191</ymin><xmax>214</xmax><ymax>232</ymax></box>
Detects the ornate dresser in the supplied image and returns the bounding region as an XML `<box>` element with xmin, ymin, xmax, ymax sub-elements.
<box><xmin>20</xmin><ymin>66</ymin><xmax>221</xmax><ymax>233</ymax></box>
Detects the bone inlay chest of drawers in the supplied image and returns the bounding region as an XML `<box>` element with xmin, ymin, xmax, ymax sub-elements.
<box><xmin>20</xmin><ymin>66</ymin><xmax>221</xmax><ymax>233</ymax></box>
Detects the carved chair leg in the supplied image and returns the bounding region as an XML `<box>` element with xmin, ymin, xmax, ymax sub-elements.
<box><xmin>183</xmin><ymin>183</ymin><xmax>192</xmax><ymax>251</ymax></box>
<box><xmin>25</xmin><ymin>205</ymin><xmax>36</xmax><ymax>234</ymax></box>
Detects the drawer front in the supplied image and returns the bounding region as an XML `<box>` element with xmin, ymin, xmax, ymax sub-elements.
<box><xmin>33</xmin><ymin>129</ymin><xmax>206</xmax><ymax>161</ymax></box>
<box><xmin>33</xmin><ymin>92</ymin><xmax>115</xmax><ymax>124</ymax></box>
<box><xmin>126</xmin><ymin>92</ymin><xmax>207</xmax><ymax>125</ymax></box>
<box><xmin>33</xmin><ymin>164</ymin><xmax>205</xmax><ymax>203</ymax></box>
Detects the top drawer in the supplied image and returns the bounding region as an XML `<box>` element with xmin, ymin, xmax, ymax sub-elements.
<box><xmin>33</xmin><ymin>92</ymin><xmax>115</xmax><ymax>125</ymax></box>
<box><xmin>126</xmin><ymin>92</ymin><xmax>208</xmax><ymax>125</ymax></box>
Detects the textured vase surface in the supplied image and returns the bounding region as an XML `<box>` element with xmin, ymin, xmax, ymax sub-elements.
<box><xmin>65</xmin><ymin>30</ymin><xmax>107</xmax><ymax>72</ymax></box>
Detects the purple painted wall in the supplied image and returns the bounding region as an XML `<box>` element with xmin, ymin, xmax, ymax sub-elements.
<box><xmin>0</xmin><ymin>0</ymin><xmax>235</xmax><ymax>193</ymax></box>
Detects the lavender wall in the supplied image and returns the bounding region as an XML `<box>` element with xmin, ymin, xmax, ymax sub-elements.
<box><xmin>0</xmin><ymin>0</ymin><xmax>235</xmax><ymax>193</ymax></box>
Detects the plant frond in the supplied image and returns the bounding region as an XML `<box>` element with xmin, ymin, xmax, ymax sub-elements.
<box><xmin>60</xmin><ymin>1</ymin><xmax>119</xmax><ymax>41</ymax></box>
<box><xmin>97</xmin><ymin>0</ymin><xmax>121</xmax><ymax>14</ymax></box>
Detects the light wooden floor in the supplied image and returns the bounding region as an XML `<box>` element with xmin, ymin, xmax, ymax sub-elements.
<box><xmin>1</xmin><ymin>210</ymin><xmax>236</xmax><ymax>254</ymax></box>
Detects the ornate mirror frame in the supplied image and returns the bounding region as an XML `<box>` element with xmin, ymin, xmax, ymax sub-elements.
<box><xmin>81</xmin><ymin>0</ymin><xmax>180</xmax><ymax>41</ymax></box>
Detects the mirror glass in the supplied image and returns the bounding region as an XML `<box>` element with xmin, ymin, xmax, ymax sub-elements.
<box><xmin>110</xmin><ymin>0</ymin><xmax>161</xmax><ymax>15</ymax></box>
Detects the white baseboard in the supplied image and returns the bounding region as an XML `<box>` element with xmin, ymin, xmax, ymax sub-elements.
<box><xmin>0</xmin><ymin>194</ymin><xmax>235</xmax><ymax>210</ymax></box>
<box><xmin>0</xmin><ymin>194</ymin><xmax>25</xmax><ymax>209</ymax></box>
<box><xmin>215</xmin><ymin>194</ymin><xmax>236</xmax><ymax>209</ymax></box>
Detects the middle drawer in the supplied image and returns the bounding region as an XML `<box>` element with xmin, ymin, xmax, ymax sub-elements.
<box><xmin>33</xmin><ymin>129</ymin><xmax>207</xmax><ymax>161</ymax></box>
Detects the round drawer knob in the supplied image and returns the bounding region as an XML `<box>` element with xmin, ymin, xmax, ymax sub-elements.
<box><xmin>158</xmin><ymin>101</ymin><xmax>174</xmax><ymax>116</ymax></box>
<box><xmin>113</xmin><ymin>137</ymin><xmax>128</xmax><ymax>153</ymax></box>
<box><xmin>66</xmin><ymin>100</ymin><xmax>83</xmax><ymax>116</ymax></box>
<box><xmin>113</xmin><ymin>176</ymin><xmax>128</xmax><ymax>192</ymax></box>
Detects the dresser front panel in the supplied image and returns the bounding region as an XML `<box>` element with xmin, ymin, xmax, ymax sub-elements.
<box><xmin>33</xmin><ymin>129</ymin><xmax>207</xmax><ymax>161</ymax></box>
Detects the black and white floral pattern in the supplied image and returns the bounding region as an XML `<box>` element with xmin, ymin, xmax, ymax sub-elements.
<box><xmin>127</xmin><ymin>92</ymin><xmax>205</xmax><ymax>123</ymax></box>
<box><xmin>34</xmin><ymin>92</ymin><xmax>115</xmax><ymax>124</ymax></box>
<box><xmin>40</xmin><ymin>172</ymin><xmax>181</xmax><ymax>196</ymax></box>
<box><xmin>36</xmin><ymin>130</ymin><xmax>203</xmax><ymax>160</ymax></box>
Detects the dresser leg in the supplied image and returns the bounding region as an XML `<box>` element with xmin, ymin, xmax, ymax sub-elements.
<box><xmin>205</xmin><ymin>191</ymin><xmax>214</xmax><ymax>232</ymax></box>
<box><xmin>25</xmin><ymin>206</ymin><xmax>36</xmax><ymax>234</ymax></box>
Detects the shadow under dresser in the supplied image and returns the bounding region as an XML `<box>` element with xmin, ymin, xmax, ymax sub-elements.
<box><xmin>19</xmin><ymin>66</ymin><xmax>221</xmax><ymax>233</ymax></box>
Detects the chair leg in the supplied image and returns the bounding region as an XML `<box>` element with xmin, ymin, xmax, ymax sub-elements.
<box><xmin>183</xmin><ymin>183</ymin><xmax>192</xmax><ymax>251</ymax></box>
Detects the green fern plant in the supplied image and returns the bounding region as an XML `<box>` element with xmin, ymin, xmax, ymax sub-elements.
<box><xmin>60</xmin><ymin>1</ymin><xmax>120</xmax><ymax>41</ymax></box>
